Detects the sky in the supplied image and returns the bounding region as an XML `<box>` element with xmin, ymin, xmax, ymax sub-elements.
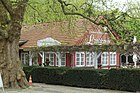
<box><xmin>108</xmin><ymin>0</ymin><xmax>139</xmax><ymax>11</ymax></box>
<box><xmin>113</xmin><ymin>0</ymin><xmax>127</xmax><ymax>3</ymax></box>
<box><xmin>113</xmin><ymin>0</ymin><xmax>139</xmax><ymax>3</ymax></box>
<box><xmin>113</xmin><ymin>0</ymin><xmax>139</xmax><ymax>5</ymax></box>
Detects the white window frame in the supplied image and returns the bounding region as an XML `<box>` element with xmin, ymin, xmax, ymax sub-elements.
<box><xmin>86</xmin><ymin>52</ymin><xmax>95</xmax><ymax>66</ymax></box>
<box><xmin>61</xmin><ymin>53</ymin><xmax>66</xmax><ymax>66</ymax></box>
<box><xmin>101</xmin><ymin>52</ymin><xmax>109</xmax><ymax>66</ymax></box>
<box><xmin>75</xmin><ymin>52</ymin><xmax>85</xmax><ymax>67</ymax></box>
<box><xmin>56</xmin><ymin>53</ymin><xmax>66</xmax><ymax>67</ymax></box>
<box><xmin>21</xmin><ymin>52</ymin><xmax>29</xmax><ymax>64</ymax></box>
<box><xmin>45</xmin><ymin>52</ymin><xmax>55</xmax><ymax>66</ymax></box>
<box><xmin>110</xmin><ymin>52</ymin><xmax>116</xmax><ymax>65</ymax></box>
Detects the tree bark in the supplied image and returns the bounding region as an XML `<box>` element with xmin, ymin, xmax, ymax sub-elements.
<box><xmin>0</xmin><ymin>0</ymin><xmax>29</xmax><ymax>88</ymax></box>
<box><xmin>0</xmin><ymin>38</ymin><xmax>29</xmax><ymax>88</ymax></box>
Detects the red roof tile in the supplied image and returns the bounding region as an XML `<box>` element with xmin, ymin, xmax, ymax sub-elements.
<box><xmin>20</xmin><ymin>19</ymin><xmax>110</xmax><ymax>48</ymax></box>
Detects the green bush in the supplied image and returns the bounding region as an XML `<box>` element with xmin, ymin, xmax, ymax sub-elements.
<box><xmin>62</xmin><ymin>69</ymin><xmax>101</xmax><ymax>88</ymax></box>
<box><xmin>31</xmin><ymin>67</ymin><xmax>70</xmax><ymax>84</ymax></box>
<box><xmin>101</xmin><ymin>69</ymin><xmax>140</xmax><ymax>92</ymax></box>
<box><xmin>23</xmin><ymin>67</ymin><xmax>140</xmax><ymax>92</ymax></box>
<box><xmin>23</xmin><ymin>66</ymin><xmax>37</xmax><ymax>80</ymax></box>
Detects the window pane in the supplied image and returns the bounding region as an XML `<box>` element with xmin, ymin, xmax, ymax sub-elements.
<box><xmin>81</xmin><ymin>62</ymin><xmax>84</xmax><ymax>65</ymax></box>
<box><xmin>102</xmin><ymin>52</ymin><xmax>108</xmax><ymax>65</ymax></box>
<box><xmin>110</xmin><ymin>53</ymin><xmax>116</xmax><ymax>65</ymax></box>
<box><xmin>77</xmin><ymin>54</ymin><xmax>80</xmax><ymax>57</ymax></box>
<box><xmin>45</xmin><ymin>53</ymin><xmax>54</xmax><ymax>66</ymax></box>
<box><xmin>76</xmin><ymin>58</ymin><xmax>80</xmax><ymax>61</ymax></box>
<box><xmin>81</xmin><ymin>54</ymin><xmax>84</xmax><ymax>57</ymax></box>
<box><xmin>76</xmin><ymin>52</ymin><xmax>85</xmax><ymax>66</ymax></box>
<box><xmin>77</xmin><ymin>62</ymin><xmax>80</xmax><ymax>65</ymax></box>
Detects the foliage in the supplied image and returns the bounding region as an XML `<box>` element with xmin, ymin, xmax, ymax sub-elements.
<box><xmin>57</xmin><ymin>0</ymin><xmax>140</xmax><ymax>44</ymax></box>
<box><xmin>24</xmin><ymin>43</ymin><xmax>140</xmax><ymax>53</ymax></box>
<box><xmin>23</xmin><ymin>65</ymin><xmax>38</xmax><ymax>80</ymax></box>
<box><xmin>23</xmin><ymin>66</ymin><xmax>140</xmax><ymax>92</ymax></box>
<box><xmin>102</xmin><ymin>69</ymin><xmax>140</xmax><ymax>92</ymax></box>
<box><xmin>23</xmin><ymin>0</ymin><xmax>140</xmax><ymax>45</ymax></box>
<box><xmin>24</xmin><ymin>0</ymin><xmax>78</xmax><ymax>24</ymax></box>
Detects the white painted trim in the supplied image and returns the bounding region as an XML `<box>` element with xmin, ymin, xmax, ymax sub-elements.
<box><xmin>44</xmin><ymin>52</ymin><xmax>55</xmax><ymax>66</ymax></box>
<box><xmin>21</xmin><ymin>52</ymin><xmax>28</xmax><ymax>64</ymax></box>
<box><xmin>75</xmin><ymin>52</ymin><xmax>85</xmax><ymax>67</ymax></box>
<box><xmin>110</xmin><ymin>52</ymin><xmax>117</xmax><ymax>65</ymax></box>
<box><xmin>42</xmin><ymin>52</ymin><xmax>45</xmax><ymax>67</ymax></box>
<box><xmin>94</xmin><ymin>52</ymin><xmax>98</xmax><ymax>69</ymax></box>
<box><xmin>29</xmin><ymin>51</ymin><xmax>33</xmax><ymax>66</ymax></box>
<box><xmin>57</xmin><ymin>52</ymin><xmax>61</xmax><ymax>67</ymax></box>
<box><xmin>86</xmin><ymin>52</ymin><xmax>95</xmax><ymax>66</ymax></box>
<box><xmin>101</xmin><ymin>52</ymin><xmax>109</xmax><ymax>66</ymax></box>
<box><xmin>37</xmin><ymin>37</ymin><xmax>61</xmax><ymax>47</ymax></box>
<box><xmin>55</xmin><ymin>52</ymin><xmax>66</xmax><ymax>67</ymax></box>
<box><xmin>39</xmin><ymin>53</ymin><xmax>43</xmax><ymax>58</ymax></box>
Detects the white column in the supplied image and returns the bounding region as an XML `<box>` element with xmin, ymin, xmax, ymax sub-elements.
<box><xmin>94</xmin><ymin>52</ymin><xmax>102</xmax><ymax>69</ymax></box>
<box><xmin>58</xmin><ymin>52</ymin><xmax>61</xmax><ymax>67</ymax></box>
<box><xmin>94</xmin><ymin>53</ymin><xmax>98</xmax><ymax>69</ymax></box>
<box><xmin>29</xmin><ymin>51</ymin><xmax>33</xmax><ymax>66</ymax></box>
<box><xmin>55</xmin><ymin>52</ymin><xmax>61</xmax><ymax>67</ymax></box>
<box><xmin>133</xmin><ymin>53</ymin><xmax>137</xmax><ymax>68</ymax></box>
<box><xmin>126</xmin><ymin>55</ymin><xmax>129</xmax><ymax>65</ymax></box>
<box><xmin>42</xmin><ymin>52</ymin><xmax>45</xmax><ymax>67</ymax></box>
<box><xmin>133</xmin><ymin>36</ymin><xmax>137</xmax><ymax>68</ymax></box>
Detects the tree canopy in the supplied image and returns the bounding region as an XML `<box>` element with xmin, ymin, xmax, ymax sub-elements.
<box><xmin>0</xmin><ymin>0</ymin><xmax>140</xmax><ymax>88</ymax></box>
<box><xmin>24</xmin><ymin>0</ymin><xmax>140</xmax><ymax>44</ymax></box>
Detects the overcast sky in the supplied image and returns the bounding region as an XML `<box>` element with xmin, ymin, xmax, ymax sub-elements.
<box><xmin>113</xmin><ymin>0</ymin><xmax>139</xmax><ymax>4</ymax></box>
<box><xmin>108</xmin><ymin>0</ymin><xmax>139</xmax><ymax>11</ymax></box>
<box><xmin>113</xmin><ymin>0</ymin><xmax>127</xmax><ymax>3</ymax></box>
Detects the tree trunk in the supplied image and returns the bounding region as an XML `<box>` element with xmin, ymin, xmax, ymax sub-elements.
<box><xmin>0</xmin><ymin>0</ymin><xmax>29</xmax><ymax>89</ymax></box>
<box><xmin>0</xmin><ymin>38</ymin><xmax>29</xmax><ymax>88</ymax></box>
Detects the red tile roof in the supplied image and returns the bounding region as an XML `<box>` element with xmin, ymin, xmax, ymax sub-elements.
<box><xmin>20</xmin><ymin>19</ymin><xmax>110</xmax><ymax>48</ymax></box>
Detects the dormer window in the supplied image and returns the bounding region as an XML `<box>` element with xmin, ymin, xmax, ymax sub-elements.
<box><xmin>37</xmin><ymin>37</ymin><xmax>61</xmax><ymax>47</ymax></box>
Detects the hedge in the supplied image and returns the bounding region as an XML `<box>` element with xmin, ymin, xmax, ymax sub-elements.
<box><xmin>101</xmin><ymin>69</ymin><xmax>140</xmax><ymax>92</ymax></box>
<box><xmin>23</xmin><ymin>66</ymin><xmax>140</xmax><ymax>92</ymax></box>
<box><xmin>62</xmin><ymin>68</ymin><xmax>101</xmax><ymax>88</ymax></box>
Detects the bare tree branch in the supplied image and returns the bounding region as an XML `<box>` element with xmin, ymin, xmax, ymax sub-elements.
<box><xmin>58</xmin><ymin>0</ymin><xmax>106</xmax><ymax>26</ymax></box>
<box><xmin>57</xmin><ymin>0</ymin><xmax>121</xmax><ymax>41</ymax></box>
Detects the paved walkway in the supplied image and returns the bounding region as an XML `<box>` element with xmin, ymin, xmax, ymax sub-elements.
<box><xmin>0</xmin><ymin>83</ymin><xmax>137</xmax><ymax>93</ymax></box>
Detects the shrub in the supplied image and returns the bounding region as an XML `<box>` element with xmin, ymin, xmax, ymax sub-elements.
<box><xmin>23</xmin><ymin>66</ymin><xmax>37</xmax><ymax>80</ymax></box>
<box><xmin>23</xmin><ymin>67</ymin><xmax>140</xmax><ymax>92</ymax></box>
<box><xmin>31</xmin><ymin>67</ymin><xmax>70</xmax><ymax>84</ymax></box>
<box><xmin>101</xmin><ymin>68</ymin><xmax>140</xmax><ymax>92</ymax></box>
<box><xmin>62</xmin><ymin>69</ymin><xmax>101</xmax><ymax>88</ymax></box>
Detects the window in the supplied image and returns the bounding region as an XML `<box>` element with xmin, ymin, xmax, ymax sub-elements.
<box><xmin>61</xmin><ymin>54</ymin><xmax>66</xmax><ymax>66</ymax></box>
<box><xmin>110</xmin><ymin>52</ymin><xmax>116</xmax><ymax>65</ymax></box>
<box><xmin>45</xmin><ymin>52</ymin><xmax>55</xmax><ymax>66</ymax></box>
<box><xmin>101</xmin><ymin>52</ymin><xmax>108</xmax><ymax>66</ymax></box>
<box><xmin>86</xmin><ymin>52</ymin><xmax>95</xmax><ymax>66</ymax></box>
<box><xmin>21</xmin><ymin>53</ymin><xmax>29</xmax><ymax>64</ymax></box>
<box><xmin>76</xmin><ymin>52</ymin><xmax>85</xmax><ymax>67</ymax></box>
<box><xmin>56</xmin><ymin>53</ymin><xmax>66</xmax><ymax>66</ymax></box>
